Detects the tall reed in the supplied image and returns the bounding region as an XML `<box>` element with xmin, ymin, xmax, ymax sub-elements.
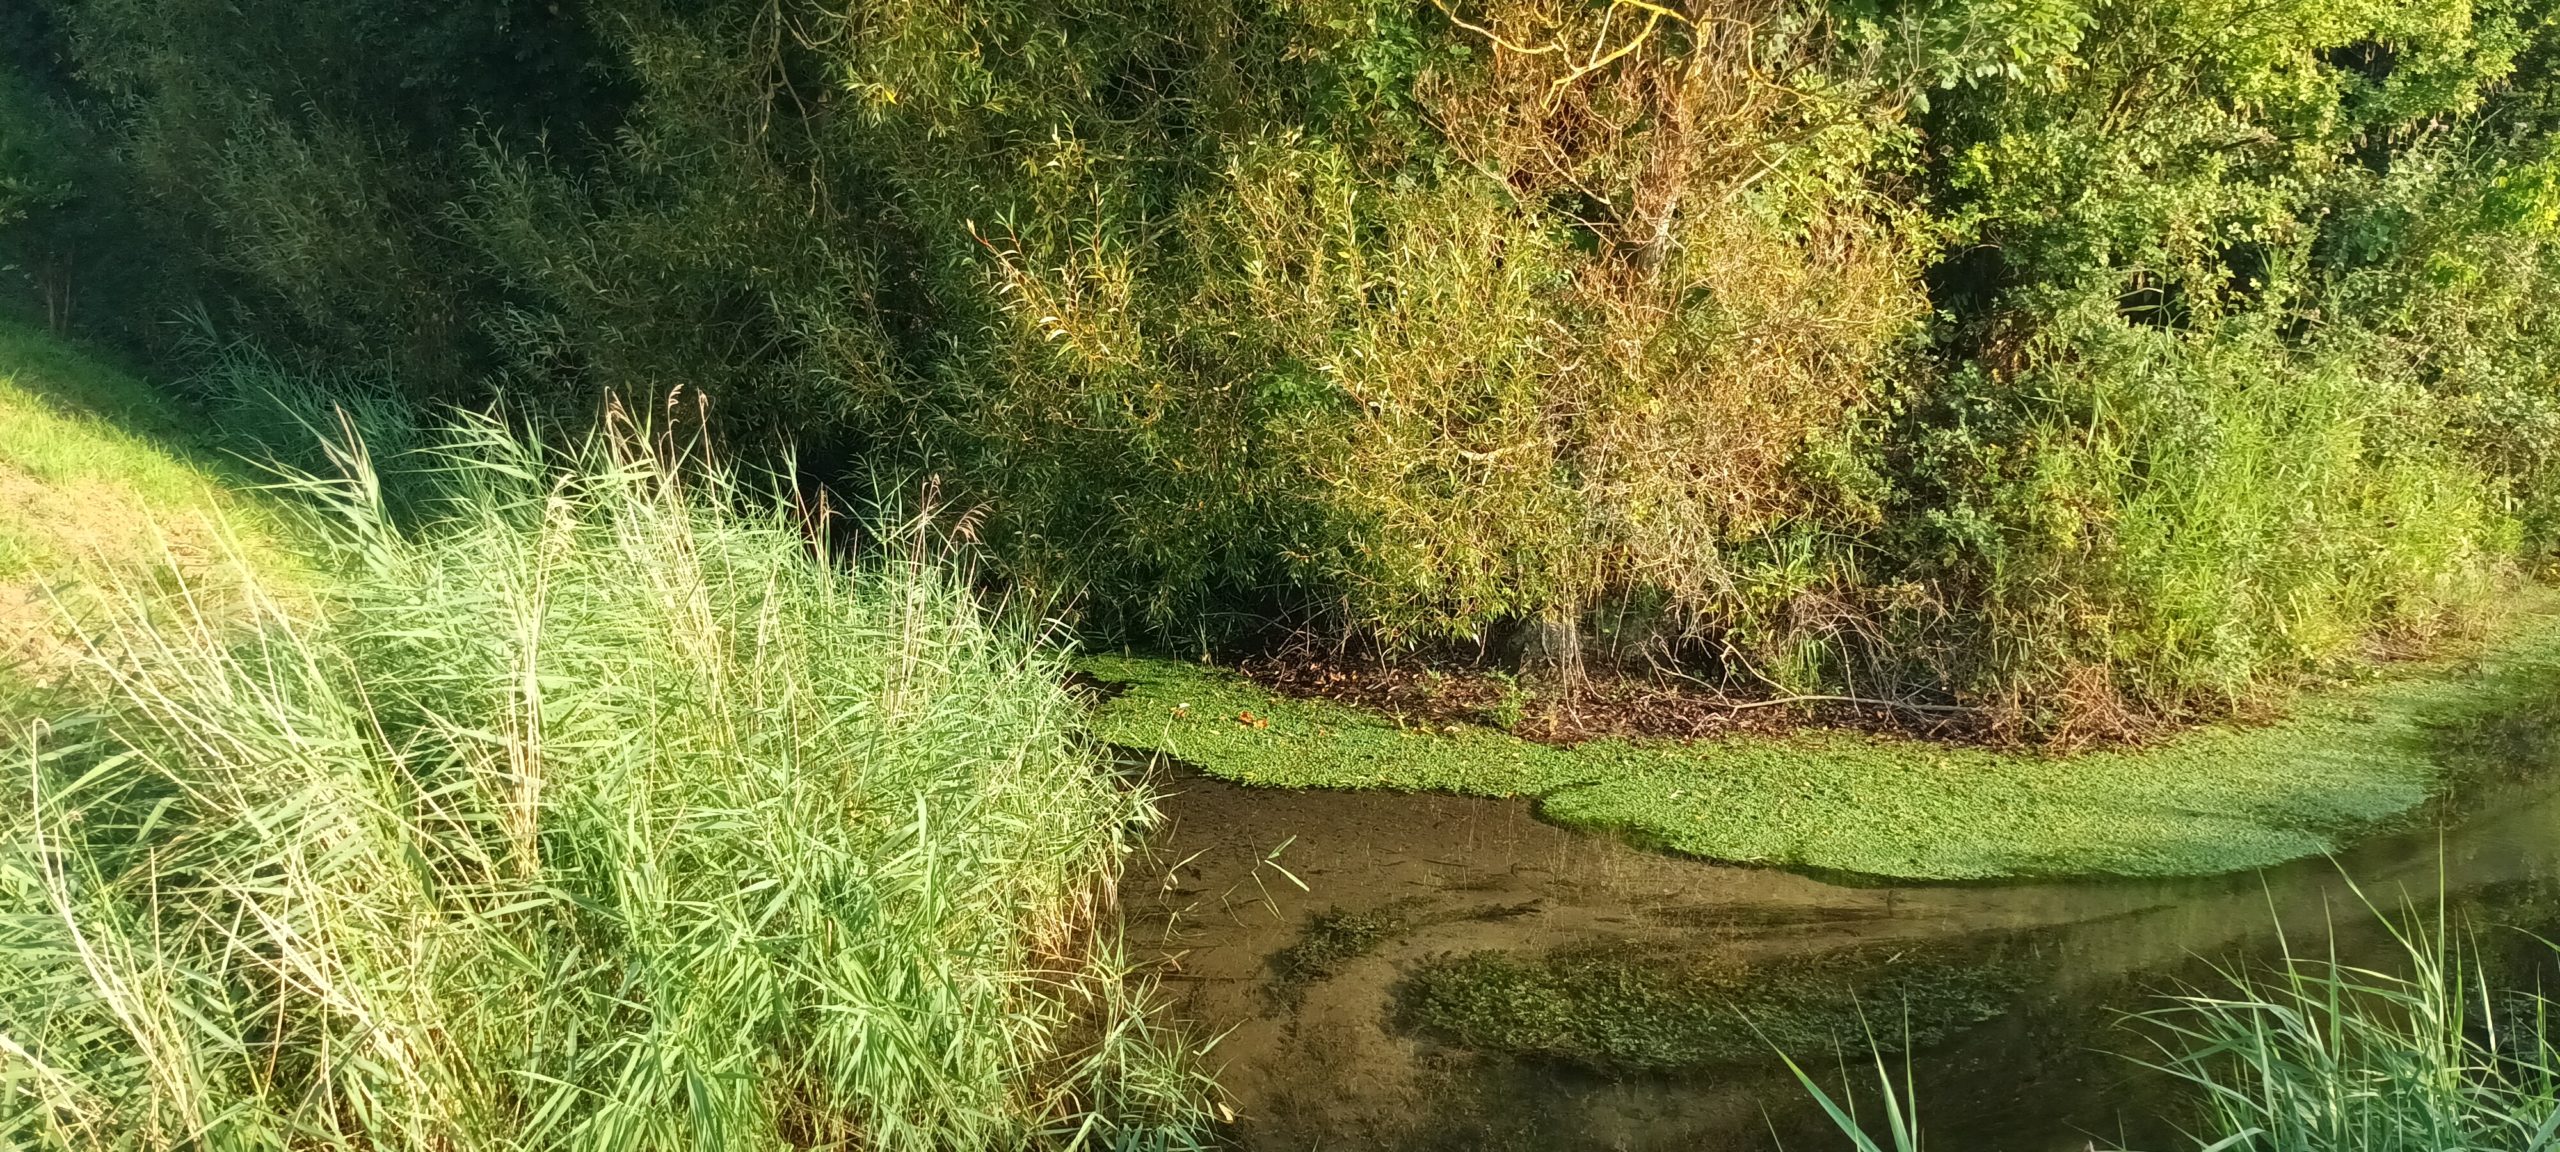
<box><xmin>2133</xmin><ymin>896</ymin><xmax>2560</xmax><ymax>1152</ymax></box>
<box><xmin>1785</xmin><ymin>891</ymin><xmax>2560</xmax><ymax>1152</ymax></box>
<box><xmin>0</xmin><ymin>411</ymin><xmax>1212</xmax><ymax>1149</ymax></box>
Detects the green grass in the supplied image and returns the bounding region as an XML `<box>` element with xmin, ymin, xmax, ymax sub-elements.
<box><xmin>0</xmin><ymin>321</ymin><xmax>293</xmax><ymax>574</ymax></box>
<box><xmin>0</xmin><ymin>415</ymin><xmax>1213</xmax><ymax>1149</ymax></box>
<box><xmin>1794</xmin><ymin>892</ymin><xmax>2560</xmax><ymax>1152</ymax></box>
<box><xmin>2131</xmin><ymin>895</ymin><xmax>2560</xmax><ymax>1152</ymax></box>
<box><xmin>1084</xmin><ymin>605</ymin><xmax>2560</xmax><ymax>880</ymax></box>
<box><xmin>0</xmin><ymin>320</ymin><xmax>303</xmax><ymax>708</ymax></box>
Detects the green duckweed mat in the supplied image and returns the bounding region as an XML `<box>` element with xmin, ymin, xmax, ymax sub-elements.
<box><xmin>1084</xmin><ymin>602</ymin><xmax>2560</xmax><ymax>880</ymax></box>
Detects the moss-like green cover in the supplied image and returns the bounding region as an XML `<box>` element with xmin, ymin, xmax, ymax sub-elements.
<box><xmin>1083</xmin><ymin>611</ymin><xmax>2560</xmax><ymax>880</ymax></box>
<box><xmin>1397</xmin><ymin>941</ymin><xmax>2025</xmax><ymax>1072</ymax></box>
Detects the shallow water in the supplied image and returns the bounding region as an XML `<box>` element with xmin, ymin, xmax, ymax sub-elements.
<box><xmin>1124</xmin><ymin>759</ymin><xmax>2560</xmax><ymax>1150</ymax></box>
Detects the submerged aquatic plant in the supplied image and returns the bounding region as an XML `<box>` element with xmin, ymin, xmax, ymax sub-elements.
<box><xmin>1403</xmin><ymin>939</ymin><xmax>2020</xmax><ymax>1074</ymax></box>
<box><xmin>0</xmin><ymin>411</ymin><xmax>1215</xmax><ymax>1149</ymax></box>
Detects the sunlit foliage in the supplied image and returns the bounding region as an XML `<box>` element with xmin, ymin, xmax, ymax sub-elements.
<box><xmin>10</xmin><ymin>0</ymin><xmax>2560</xmax><ymax>729</ymax></box>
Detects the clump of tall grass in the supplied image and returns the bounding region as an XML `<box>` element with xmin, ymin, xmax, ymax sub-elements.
<box><xmin>0</xmin><ymin>411</ymin><xmax>1213</xmax><ymax>1149</ymax></box>
<box><xmin>1783</xmin><ymin>889</ymin><xmax>2560</xmax><ymax>1152</ymax></box>
<box><xmin>2133</xmin><ymin>898</ymin><xmax>2560</xmax><ymax>1152</ymax></box>
<box><xmin>175</xmin><ymin>328</ymin><xmax>424</xmax><ymax>488</ymax></box>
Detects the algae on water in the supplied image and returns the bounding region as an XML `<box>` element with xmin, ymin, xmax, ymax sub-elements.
<box><xmin>1083</xmin><ymin>606</ymin><xmax>2560</xmax><ymax>881</ymax></box>
<box><xmin>1397</xmin><ymin>939</ymin><xmax>2029</xmax><ymax>1073</ymax></box>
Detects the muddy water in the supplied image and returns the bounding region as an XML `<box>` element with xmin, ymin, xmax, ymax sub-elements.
<box><xmin>1124</xmin><ymin>766</ymin><xmax>2560</xmax><ymax>1151</ymax></box>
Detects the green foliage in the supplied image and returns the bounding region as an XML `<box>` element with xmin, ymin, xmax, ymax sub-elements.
<box><xmin>1919</xmin><ymin>0</ymin><xmax>2520</xmax><ymax>306</ymax></box>
<box><xmin>0</xmin><ymin>71</ymin><xmax>90</xmax><ymax>332</ymax></box>
<box><xmin>0</xmin><ymin>80</ymin><xmax>70</xmax><ymax>232</ymax></box>
<box><xmin>1903</xmin><ymin>308</ymin><xmax>2512</xmax><ymax>723</ymax></box>
<box><xmin>1085</xmin><ymin>603</ymin><xmax>2560</xmax><ymax>878</ymax></box>
<box><xmin>0</xmin><ymin>416</ymin><xmax>1214</xmax><ymax>1149</ymax></box>
<box><xmin>453</xmin><ymin>0</ymin><xmax>1928</xmax><ymax>648</ymax></box>
<box><xmin>26</xmin><ymin>0</ymin><xmax>627</xmax><ymax>378</ymax></box>
<box><xmin>1863</xmin><ymin>0</ymin><xmax>2560</xmax><ymax>723</ymax></box>
<box><xmin>9</xmin><ymin>0</ymin><xmax>2560</xmax><ymax>725</ymax></box>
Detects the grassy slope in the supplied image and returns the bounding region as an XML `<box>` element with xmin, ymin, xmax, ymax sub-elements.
<box><xmin>0</xmin><ymin>320</ymin><xmax>298</xmax><ymax>695</ymax></box>
<box><xmin>1086</xmin><ymin>601</ymin><xmax>2560</xmax><ymax>880</ymax></box>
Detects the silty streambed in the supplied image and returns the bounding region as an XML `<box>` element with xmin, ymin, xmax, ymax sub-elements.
<box><xmin>1121</xmin><ymin>762</ymin><xmax>2560</xmax><ymax>1150</ymax></box>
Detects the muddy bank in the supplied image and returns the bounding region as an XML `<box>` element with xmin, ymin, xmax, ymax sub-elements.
<box><xmin>1125</xmin><ymin>765</ymin><xmax>2560</xmax><ymax>1150</ymax></box>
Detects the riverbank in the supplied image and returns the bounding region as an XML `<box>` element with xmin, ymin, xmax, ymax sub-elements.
<box><xmin>0</xmin><ymin>320</ymin><xmax>306</xmax><ymax>704</ymax></box>
<box><xmin>1085</xmin><ymin>602</ymin><xmax>2560</xmax><ymax>880</ymax></box>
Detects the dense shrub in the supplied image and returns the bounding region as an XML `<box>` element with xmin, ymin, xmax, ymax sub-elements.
<box><xmin>11</xmin><ymin>0</ymin><xmax>2560</xmax><ymax>727</ymax></box>
<box><xmin>454</xmin><ymin>0</ymin><xmax>1929</xmax><ymax>659</ymax></box>
<box><xmin>1857</xmin><ymin>0</ymin><xmax>2560</xmax><ymax>719</ymax></box>
<box><xmin>43</xmin><ymin>0</ymin><xmax>629</xmax><ymax>384</ymax></box>
<box><xmin>0</xmin><ymin>28</ymin><xmax>88</xmax><ymax>333</ymax></box>
<box><xmin>1897</xmin><ymin>306</ymin><xmax>2512</xmax><ymax>730</ymax></box>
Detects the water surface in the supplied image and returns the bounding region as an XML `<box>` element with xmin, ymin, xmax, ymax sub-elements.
<box><xmin>1126</xmin><ymin>756</ymin><xmax>2560</xmax><ymax>1150</ymax></box>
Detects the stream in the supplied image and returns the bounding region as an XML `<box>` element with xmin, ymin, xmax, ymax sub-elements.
<box><xmin>1123</xmin><ymin>758</ymin><xmax>2560</xmax><ymax>1150</ymax></box>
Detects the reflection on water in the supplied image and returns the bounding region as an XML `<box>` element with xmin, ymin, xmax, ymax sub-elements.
<box><xmin>1124</xmin><ymin>759</ymin><xmax>2560</xmax><ymax>1151</ymax></box>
